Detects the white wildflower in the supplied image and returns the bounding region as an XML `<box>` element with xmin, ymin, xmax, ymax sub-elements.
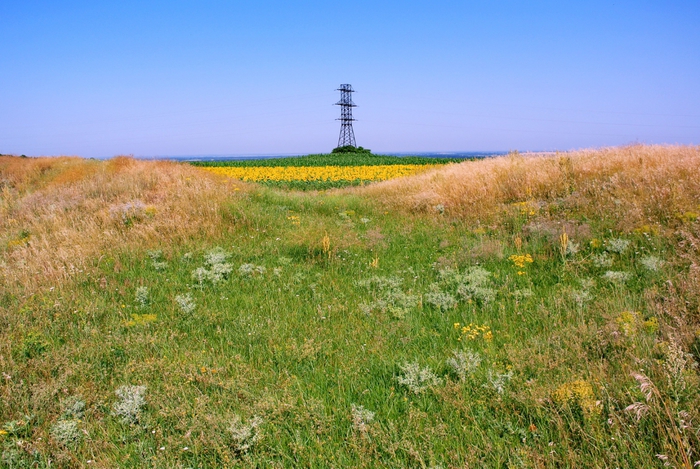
<box><xmin>209</xmin><ymin>262</ymin><xmax>234</xmax><ymax>283</ymax></box>
<box><xmin>61</xmin><ymin>397</ymin><xmax>85</xmax><ymax>420</ymax></box>
<box><xmin>350</xmin><ymin>404</ymin><xmax>375</xmax><ymax>432</ymax></box>
<box><xmin>112</xmin><ymin>385</ymin><xmax>147</xmax><ymax>424</ymax></box>
<box><xmin>592</xmin><ymin>253</ymin><xmax>613</xmax><ymax>268</ymax></box>
<box><xmin>175</xmin><ymin>294</ymin><xmax>196</xmax><ymax>314</ymax></box>
<box><xmin>606</xmin><ymin>238</ymin><xmax>631</xmax><ymax>254</ymax></box>
<box><xmin>565</xmin><ymin>241</ymin><xmax>580</xmax><ymax>256</ymax></box>
<box><xmin>397</xmin><ymin>362</ymin><xmax>442</xmax><ymax>394</ymax></box>
<box><xmin>424</xmin><ymin>284</ymin><xmax>457</xmax><ymax>311</ymax></box>
<box><xmin>229</xmin><ymin>415</ymin><xmax>263</xmax><ymax>453</ymax></box>
<box><xmin>135</xmin><ymin>286</ymin><xmax>149</xmax><ymax>307</ymax></box>
<box><xmin>238</xmin><ymin>263</ymin><xmax>266</xmax><ymax>277</ymax></box>
<box><xmin>484</xmin><ymin>370</ymin><xmax>513</xmax><ymax>394</ymax></box>
<box><xmin>50</xmin><ymin>419</ymin><xmax>81</xmax><ymax>447</ymax></box>
<box><xmin>640</xmin><ymin>255</ymin><xmax>663</xmax><ymax>272</ymax></box>
<box><xmin>602</xmin><ymin>271</ymin><xmax>632</xmax><ymax>283</ymax></box>
<box><xmin>192</xmin><ymin>267</ymin><xmax>210</xmax><ymax>286</ymax></box>
<box><xmin>446</xmin><ymin>349</ymin><xmax>481</xmax><ymax>381</ymax></box>
<box><xmin>204</xmin><ymin>247</ymin><xmax>230</xmax><ymax>266</ymax></box>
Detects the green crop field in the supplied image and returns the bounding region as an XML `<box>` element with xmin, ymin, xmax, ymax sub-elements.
<box><xmin>1</xmin><ymin>146</ymin><xmax>700</xmax><ymax>468</ymax></box>
<box><xmin>188</xmin><ymin>153</ymin><xmax>465</xmax><ymax>167</ymax></box>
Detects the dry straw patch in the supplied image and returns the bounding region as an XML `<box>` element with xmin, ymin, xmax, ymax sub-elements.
<box><xmin>1</xmin><ymin>156</ymin><xmax>240</xmax><ymax>293</ymax></box>
<box><xmin>357</xmin><ymin>145</ymin><xmax>700</xmax><ymax>229</ymax></box>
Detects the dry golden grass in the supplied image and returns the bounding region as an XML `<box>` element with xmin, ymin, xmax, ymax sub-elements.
<box><xmin>358</xmin><ymin>145</ymin><xmax>700</xmax><ymax>230</ymax></box>
<box><xmin>3</xmin><ymin>145</ymin><xmax>699</xmax><ymax>294</ymax></box>
<box><xmin>1</xmin><ymin>156</ymin><xmax>243</xmax><ymax>294</ymax></box>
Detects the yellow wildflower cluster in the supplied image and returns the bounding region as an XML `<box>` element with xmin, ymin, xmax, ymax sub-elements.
<box><xmin>509</xmin><ymin>254</ymin><xmax>534</xmax><ymax>275</ymax></box>
<box><xmin>511</xmin><ymin>201</ymin><xmax>538</xmax><ymax>216</ymax></box>
<box><xmin>676</xmin><ymin>211</ymin><xmax>699</xmax><ymax>224</ymax></box>
<box><xmin>552</xmin><ymin>379</ymin><xmax>600</xmax><ymax>415</ymax></box>
<box><xmin>454</xmin><ymin>322</ymin><xmax>493</xmax><ymax>341</ymax></box>
<box><xmin>7</xmin><ymin>229</ymin><xmax>31</xmax><ymax>249</ymax></box>
<box><xmin>201</xmin><ymin>164</ymin><xmax>439</xmax><ymax>182</ymax></box>
<box><xmin>287</xmin><ymin>215</ymin><xmax>300</xmax><ymax>226</ymax></box>
<box><xmin>616</xmin><ymin>311</ymin><xmax>658</xmax><ymax>337</ymax></box>
<box><xmin>632</xmin><ymin>225</ymin><xmax>660</xmax><ymax>236</ymax></box>
<box><xmin>125</xmin><ymin>314</ymin><xmax>157</xmax><ymax>327</ymax></box>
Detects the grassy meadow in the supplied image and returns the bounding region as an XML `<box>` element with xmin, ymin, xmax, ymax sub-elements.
<box><xmin>1</xmin><ymin>146</ymin><xmax>700</xmax><ymax>468</ymax></box>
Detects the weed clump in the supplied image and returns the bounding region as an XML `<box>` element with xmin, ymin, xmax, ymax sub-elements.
<box><xmin>640</xmin><ymin>255</ymin><xmax>664</xmax><ymax>272</ymax></box>
<box><xmin>397</xmin><ymin>362</ymin><xmax>442</xmax><ymax>394</ymax></box>
<box><xmin>20</xmin><ymin>332</ymin><xmax>47</xmax><ymax>359</ymax></box>
<box><xmin>192</xmin><ymin>247</ymin><xmax>234</xmax><ymax>285</ymax></box>
<box><xmin>50</xmin><ymin>419</ymin><xmax>82</xmax><ymax>447</ymax></box>
<box><xmin>357</xmin><ymin>275</ymin><xmax>418</xmax><ymax>318</ymax></box>
<box><xmin>61</xmin><ymin>396</ymin><xmax>86</xmax><ymax>420</ymax></box>
<box><xmin>135</xmin><ymin>286</ymin><xmax>149</xmax><ymax>307</ymax></box>
<box><xmin>147</xmin><ymin>250</ymin><xmax>168</xmax><ymax>271</ymax></box>
<box><xmin>606</xmin><ymin>238</ymin><xmax>631</xmax><ymax>254</ymax></box>
<box><xmin>112</xmin><ymin>385</ymin><xmax>147</xmax><ymax>424</ymax></box>
<box><xmin>350</xmin><ymin>404</ymin><xmax>375</xmax><ymax>433</ymax></box>
<box><xmin>175</xmin><ymin>293</ymin><xmax>196</xmax><ymax>314</ymax></box>
<box><xmin>552</xmin><ymin>379</ymin><xmax>599</xmax><ymax>416</ymax></box>
<box><xmin>424</xmin><ymin>284</ymin><xmax>457</xmax><ymax>311</ymax></box>
<box><xmin>228</xmin><ymin>415</ymin><xmax>263</xmax><ymax>453</ymax></box>
<box><xmin>238</xmin><ymin>263</ymin><xmax>266</xmax><ymax>277</ymax></box>
<box><xmin>446</xmin><ymin>349</ymin><xmax>481</xmax><ymax>381</ymax></box>
<box><xmin>602</xmin><ymin>270</ymin><xmax>632</xmax><ymax>283</ymax></box>
<box><xmin>484</xmin><ymin>370</ymin><xmax>513</xmax><ymax>394</ymax></box>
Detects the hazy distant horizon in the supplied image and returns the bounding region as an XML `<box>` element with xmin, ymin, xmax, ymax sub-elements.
<box><xmin>88</xmin><ymin>150</ymin><xmax>511</xmax><ymax>161</ymax></box>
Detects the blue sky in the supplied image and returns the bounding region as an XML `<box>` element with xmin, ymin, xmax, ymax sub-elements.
<box><xmin>1</xmin><ymin>0</ymin><xmax>698</xmax><ymax>157</ymax></box>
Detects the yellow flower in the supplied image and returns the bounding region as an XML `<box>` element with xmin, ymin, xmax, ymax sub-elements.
<box><xmin>509</xmin><ymin>254</ymin><xmax>534</xmax><ymax>269</ymax></box>
<box><xmin>125</xmin><ymin>314</ymin><xmax>157</xmax><ymax>327</ymax></box>
<box><xmin>552</xmin><ymin>380</ymin><xmax>600</xmax><ymax>416</ymax></box>
<box><xmin>200</xmin><ymin>164</ymin><xmax>440</xmax><ymax>182</ymax></box>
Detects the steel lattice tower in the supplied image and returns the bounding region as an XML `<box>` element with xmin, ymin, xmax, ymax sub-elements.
<box><xmin>335</xmin><ymin>84</ymin><xmax>356</xmax><ymax>147</ymax></box>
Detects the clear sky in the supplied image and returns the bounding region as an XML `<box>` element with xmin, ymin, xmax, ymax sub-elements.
<box><xmin>1</xmin><ymin>1</ymin><xmax>698</xmax><ymax>158</ymax></box>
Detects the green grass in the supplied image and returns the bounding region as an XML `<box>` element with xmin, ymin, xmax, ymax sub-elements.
<box><xmin>189</xmin><ymin>153</ymin><xmax>467</xmax><ymax>167</ymax></box>
<box><xmin>3</xmin><ymin>181</ymin><xmax>699</xmax><ymax>468</ymax></box>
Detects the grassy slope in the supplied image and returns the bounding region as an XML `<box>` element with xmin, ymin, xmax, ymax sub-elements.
<box><xmin>1</xmin><ymin>146</ymin><xmax>700</xmax><ymax>468</ymax></box>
